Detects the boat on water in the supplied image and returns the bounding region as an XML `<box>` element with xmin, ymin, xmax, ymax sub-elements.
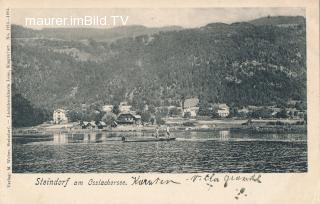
<box><xmin>122</xmin><ymin>137</ymin><xmax>176</xmax><ymax>143</ymax></box>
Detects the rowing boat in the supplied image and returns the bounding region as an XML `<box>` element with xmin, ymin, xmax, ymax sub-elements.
<box><xmin>122</xmin><ymin>137</ymin><xmax>176</xmax><ymax>143</ymax></box>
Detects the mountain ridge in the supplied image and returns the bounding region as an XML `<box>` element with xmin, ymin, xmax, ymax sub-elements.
<box><xmin>11</xmin><ymin>15</ymin><xmax>306</xmax><ymax>118</ymax></box>
<box><xmin>11</xmin><ymin>24</ymin><xmax>184</xmax><ymax>41</ymax></box>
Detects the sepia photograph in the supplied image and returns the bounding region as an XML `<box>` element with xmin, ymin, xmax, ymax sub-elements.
<box><xmin>11</xmin><ymin>8</ymin><xmax>307</xmax><ymax>173</ymax></box>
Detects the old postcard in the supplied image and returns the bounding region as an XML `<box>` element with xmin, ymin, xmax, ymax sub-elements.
<box><xmin>0</xmin><ymin>0</ymin><xmax>319</xmax><ymax>203</ymax></box>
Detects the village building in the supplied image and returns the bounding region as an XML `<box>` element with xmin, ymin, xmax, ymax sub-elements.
<box><xmin>238</xmin><ymin>107</ymin><xmax>250</xmax><ymax>117</ymax></box>
<box><xmin>184</xmin><ymin>107</ymin><xmax>199</xmax><ymax>117</ymax></box>
<box><xmin>213</xmin><ymin>104</ymin><xmax>230</xmax><ymax>117</ymax></box>
<box><xmin>102</xmin><ymin>104</ymin><xmax>113</xmax><ymax>112</ymax></box>
<box><xmin>80</xmin><ymin>121</ymin><xmax>96</xmax><ymax>129</ymax></box>
<box><xmin>169</xmin><ymin>106</ymin><xmax>183</xmax><ymax>116</ymax></box>
<box><xmin>53</xmin><ymin>109</ymin><xmax>68</xmax><ymax>124</ymax></box>
<box><xmin>247</xmin><ymin>105</ymin><xmax>260</xmax><ymax>111</ymax></box>
<box><xmin>287</xmin><ymin>100</ymin><xmax>300</xmax><ymax>106</ymax></box>
<box><xmin>297</xmin><ymin>111</ymin><xmax>306</xmax><ymax>119</ymax></box>
<box><xmin>286</xmin><ymin>108</ymin><xmax>301</xmax><ymax>118</ymax></box>
<box><xmin>183</xmin><ymin>97</ymin><xmax>199</xmax><ymax>117</ymax></box>
<box><xmin>269</xmin><ymin>107</ymin><xmax>282</xmax><ymax>117</ymax></box>
<box><xmin>96</xmin><ymin>121</ymin><xmax>107</xmax><ymax>129</ymax></box>
<box><xmin>81</xmin><ymin>104</ymin><xmax>88</xmax><ymax>111</ymax></box>
<box><xmin>119</xmin><ymin>101</ymin><xmax>132</xmax><ymax>113</ymax></box>
<box><xmin>116</xmin><ymin>113</ymin><xmax>141</xmax><ymax>125</ymax></box>
<box><xmin>143</xmin><ymin>104</ymin><xmax>149</xmax><ymax>111</ymax></box>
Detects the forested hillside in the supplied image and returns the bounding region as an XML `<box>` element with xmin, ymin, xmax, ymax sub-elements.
<box><xmin>11</xmin><ymin>16</ymin><xmax>306</xmax><ymax>126</ymax></box>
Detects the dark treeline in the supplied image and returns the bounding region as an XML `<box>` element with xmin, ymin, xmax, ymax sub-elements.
<box><xmin>12</xmin><ymin>93</ymin><xmax>51</xmax><ymax>127</ymax></box>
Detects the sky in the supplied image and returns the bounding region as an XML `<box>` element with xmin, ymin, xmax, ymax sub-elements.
<box><xmin>12</xmin><ymin>8</ymin><xmax>305</xmax><ymax>29</ymax></box>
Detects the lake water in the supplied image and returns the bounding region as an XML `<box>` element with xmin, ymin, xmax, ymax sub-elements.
<box><xmin>12</xmin><ymin>130</ymin><xmax>307</xmax><ymax>173</ymax></box>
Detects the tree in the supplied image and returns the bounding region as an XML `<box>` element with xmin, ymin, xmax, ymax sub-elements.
<box><xmin>132</xmin><ymin>97</ymin><xmax>144</xmax><ymax>112</ymax></box>
<box><xmin>198</xmin><ymin>100</ymin><xmax>212</xmax><ymax>116</ymax></box>
<box><xmin>295</xmin><ymin>102</ymin><xmax>306</xmax><ymax>111</ymax></box>
<box><xmin>148</xmin><ymin>105</ymin><xmax>156</xmax><ymax>114</ymax></box>
<box><xmin>101</xmin><ymin>112</ymin><xmax>117</xmax><ymax>126</ymax></box>
<box><xmin>112</xmin><ymin>104</ymin><xmax>120</xmax><ymax>115</ymax></box>
<box><xmin>228</xmin><ymin>105</ymin><xmax>238</xmax><ymax>118</ymax></box>
<box><xmin>251</xmin><ymin>108</ymin><xmax>273</xmax><ymax>119</ymax></box>
<box><xmin>164</xmin><ymin>99</ymin><xmax>170</xmax><ymax>106</ymax></box>
<box><xmin>94</xmin><ymin>111</ymin><xmax>105</xmax><ymax>123</ymax></box>
<box><xmin>211</xmin><ymin>106</ymin><xmax>221</xmax><ymax>119</ymax></box>
<box><xmin>12</xmin><ymin>93</ymin><xmax>50</xmax><ymax>127</ymax></box>
<box><xmin>211</xmin><ymin>111</ymin><xmax>220</xmax><ymax>119</ymax></box>
<box><xmin>169</xmin><ymin>107</ymin><xmax>181</xmax><ymax>116</ymax></box>
<box><xmin>67</xmin><ymin>110</ymin><xmax>81</xmax><ymax>122</ymax></box>
<box><xmin>155</xmin><ymin>115</ymin><xmax>165</xmax><ymax>125</ymax></box>
<box><xmin>140</xmin><ymin>111</ymin><xmax>152</xmax><ymax>123</ymax></box>
<box><xmin>158</xmin><ymin>107</ymin><xmax>169</xmax><ymax>117</ymax></box>
<box><xmin>183</xmin><ymin>112</ymin><xmax>192</xmax><ymax>118</ymax></box>
<box><xmin>150</xmin><ymin>117</ymin><xmax>156</xmax><ymax>125</ymax></box>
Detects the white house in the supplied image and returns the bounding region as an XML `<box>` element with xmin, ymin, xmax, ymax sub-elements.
<box><xmin>53</xmin><ymin>109</ymin><xmax>68</xmax><ymax>124</ymax></box>
<box><xmin>102</xmin><ymin>104</ymin><xmax>113</xmax><ymax>112</ymax></box>
<box><xmin>183</xmin><ymin>97</ymin><xmax>199</xmax><ymax>117</ymax></box>
<box><xmin>184</xmin><ymin>107</ymin><xmax>199</xmax><ymax>117</ymax></box>
<box><xmin>119</xmin><ymin>102</ymin><xmax>132</xmax><ymax>113</ymax></box>
<box><xmin>214</xmin><ymin>104</ymin><xmax>230</xmax><ymax>117</ymax></box>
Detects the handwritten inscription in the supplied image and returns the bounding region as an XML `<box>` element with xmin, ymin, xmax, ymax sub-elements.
<box><xmin>187</xmin><ymin>173</ymin><xmax>262</xmax><ymax>188</ymax></box>
<box><xmin>32</xmin><ymin>174</ymin><xmax>261</xmax><ymax>200</ymax></box>
<box><xmin>131</xmin><ymin>176</ymin><xmax>181</xmax><ymax>185</ymax></box>
<box><xmin>187</xmin><ymin>173</ymin><xmax>262</xmax><ymax>199</ymax></box>
<box><xmin>224</xmin><ymin>174</ymin><xmax>262</xmax><ymax>187</ymax></box>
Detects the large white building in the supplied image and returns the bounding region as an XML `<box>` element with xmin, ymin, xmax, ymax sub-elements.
<box><xmin>214</xmin><ymin>104</ymin><xmax>230</xmax><ymax>117</ymax></box>
<box><xmin>53</xmin><ymin>109</ymin><xmax>68</xmax><ymax>124</ymax></box>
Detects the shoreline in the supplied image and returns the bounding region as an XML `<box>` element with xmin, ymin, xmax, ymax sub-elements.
<box><xmin>13</xmin><ymin>118</ymin><xmax>307</xmax><ymax>136</ymax></box>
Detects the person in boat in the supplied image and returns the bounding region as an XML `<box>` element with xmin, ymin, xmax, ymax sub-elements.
<box><xmin>155</xmin><ymin>126</ymin><xmax>159</xmax><ymax>138</ymax></box>
<box><xmin>121</xmin><ymin>136</ymin><xmax>126</xmax><ymax>142</ymax></box>
<box><xmin>166</xmin><ymin>126</ymin><xmax>170</xmax><ymax>138</ymax></box>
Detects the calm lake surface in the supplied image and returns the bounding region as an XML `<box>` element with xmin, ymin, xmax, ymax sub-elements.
<box><xmin>12</xmin><ymin>130</ymin><xmax>307</xmax><ymax>173</ymax></box>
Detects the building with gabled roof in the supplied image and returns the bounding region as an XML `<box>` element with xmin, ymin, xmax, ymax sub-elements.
<box><xmin>213</xmin><ymin>103</ymin><xmax>230</xmax><ymax>117</ymax></box>
<box><xmin>53</xmin><ymin>109</ymin><xmax>68</xmax><ymax>124</ymax></box>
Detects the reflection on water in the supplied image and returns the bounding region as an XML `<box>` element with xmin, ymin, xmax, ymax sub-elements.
<box><xmin>50</xmin><ymin>132</ymin><xmax>145</xmax><ymax>144</ymax></box>
<box><xmin>219</xmin><ymin>130</ymin><xmax>230</xmax><ymax>140</ymax></box>
<box><xmin>12</xmin><ymin>130</ymin><xmax>307</xmax><ymax>173</ymax></box>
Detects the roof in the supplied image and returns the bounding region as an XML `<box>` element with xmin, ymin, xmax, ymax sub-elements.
<box><xmin>238</xmin><ymin>108</ymin><xmax>249</xmax><ymax>113</ymax></box>
<box><xmin>82</xmin><ymin>121</ymin><xmax>95</xmax><ymax>126</ymax></box>
<box><xmin>99</xmin><ymin>121</ymin><xmax>107</xmax><ymax>126</ymax></box>
<box><xmin>54</xmin><ymin>109</ymin><xmax>67</xmax><ymax>113</ymax></box>
<box><xmin>118</xmin><ymin>113</ymin><xmax>135</xmax><ymax>117</ymax></box>
<box><xmin>102</xmin><ymin>105</ymin><xmax>113</xmax><ymax>108</ymax></box>
<box><xmin>214</xmin><ymin>103</ymin><xmax>229</xmax><ymax>109</ymax></box>
<box><xmin>184</xmin><ymin>97</ymin><xmax>199</xmax><ymax>108</ymax></box>
<box><xmin>120</xmin><ymin>101</ymin><xmax>129</xmax><ymax>106</ymax></box>
<box><xmin>248</xmin><ymin>105</ymin><xmax>259</xmax><ymax>110</ymax></box>
<box><xmin>118</xmin><ymin>113</ymin><xmax>141</xmax><ymax>119</ymax></box>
